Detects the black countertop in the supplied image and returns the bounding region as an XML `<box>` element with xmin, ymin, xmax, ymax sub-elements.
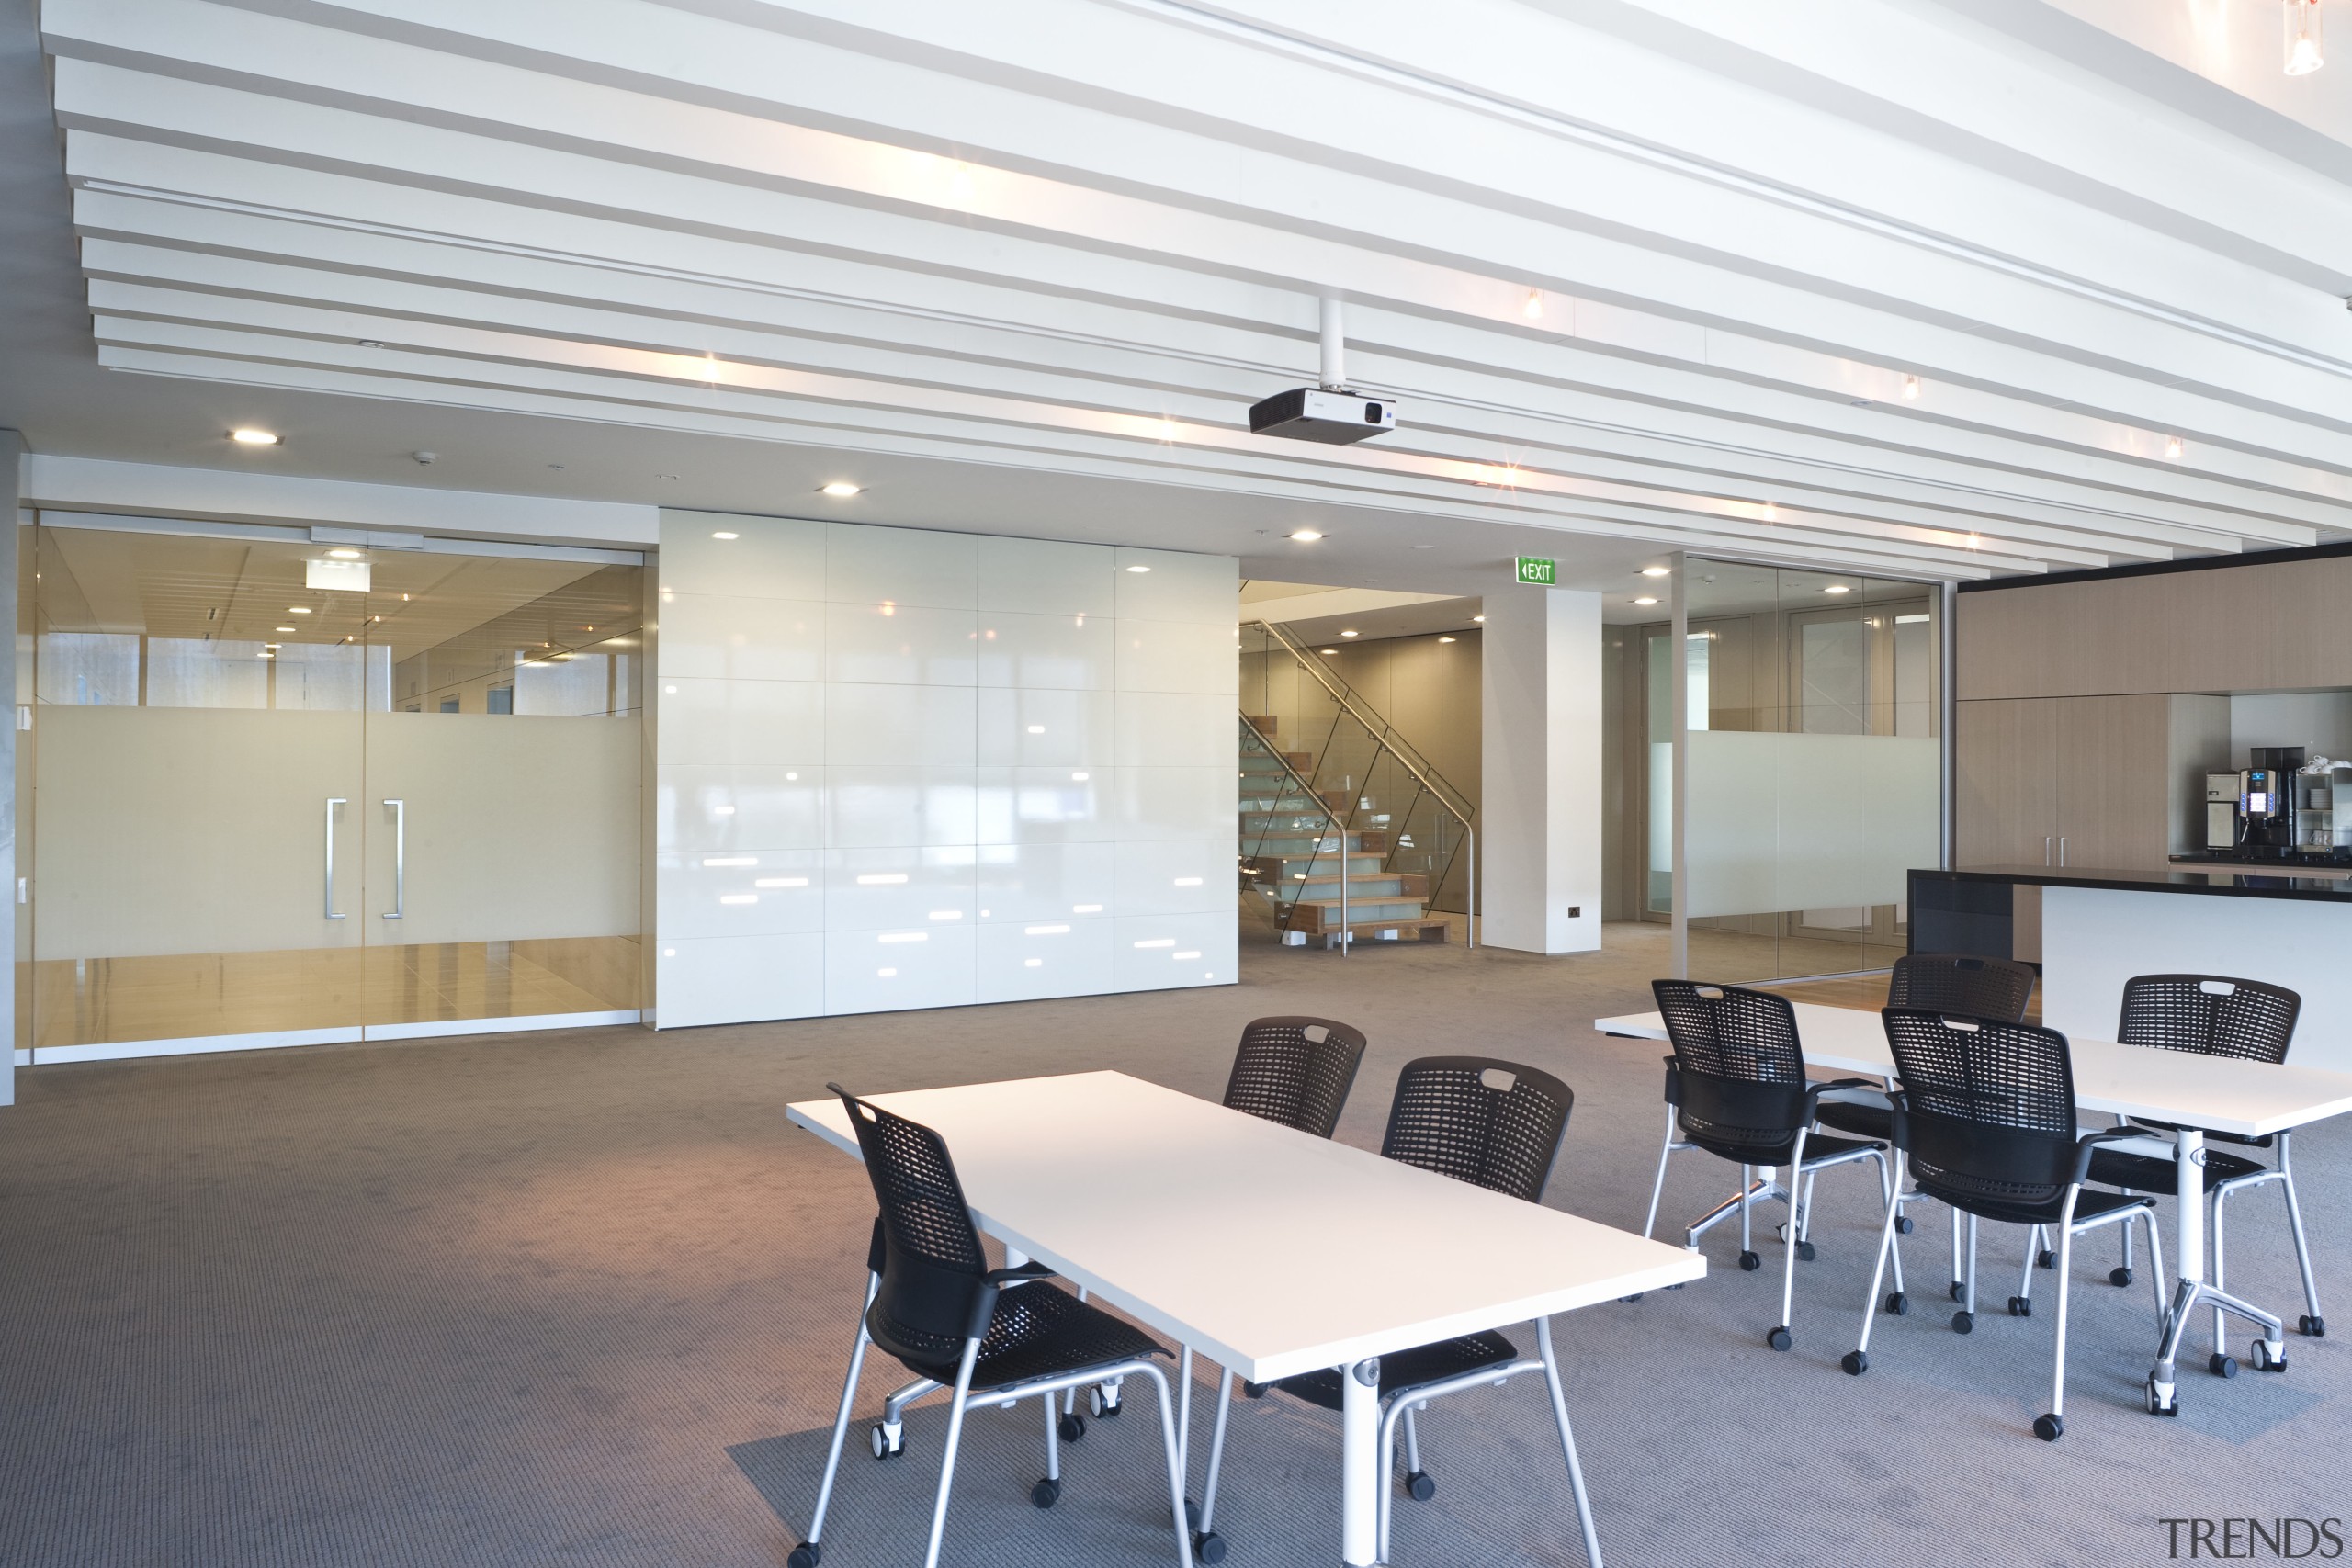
<box><xmin>1916</xmin><ymin>865</ymin><xmax>2352</xmax><ymax>903</ymax></box>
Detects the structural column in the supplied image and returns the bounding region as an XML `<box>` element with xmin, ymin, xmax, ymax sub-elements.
<box><xmin>1478</xmin><ymin>585</ymin><xmax>1601</xmax><ymax>954</ymax></box>
<box><xmin>1</xmin><ymin>429</ymin><xmax>20</xmax><ymax>1106</ymax></box>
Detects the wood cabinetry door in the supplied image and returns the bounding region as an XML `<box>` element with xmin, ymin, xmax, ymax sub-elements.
<box><xmin>1954</xmin><ymin>697</ymin><xmax>2057</xmax><ymax>866</ymax></box>
<box><xmin>2052</xmin><ymin>694</ymin><xmax>2172</xmax><ymax>871</ymax></box>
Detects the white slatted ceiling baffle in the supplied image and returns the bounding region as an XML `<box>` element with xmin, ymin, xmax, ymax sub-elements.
<box><xmin>34</xmin><ymin>0</ymin><xmax>2352</xmax><ymax>581</ymax></box>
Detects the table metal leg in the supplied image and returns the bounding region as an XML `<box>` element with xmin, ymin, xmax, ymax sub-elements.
<box><xmin>2148</xmin><ymin>1128</ymin><xmax>2287</xmax><ymax>1414</ymax></box>
<box><xmin>1341</xmin><ymin>1358</ymin><xmax>1380</xmax><ymax>1566</ymax></box>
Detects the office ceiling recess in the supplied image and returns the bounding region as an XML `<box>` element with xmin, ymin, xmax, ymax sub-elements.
<box><xmin>36</xmin><ymin>0</ymin><xmax>2352</xmax><ymax>580</ymax></box>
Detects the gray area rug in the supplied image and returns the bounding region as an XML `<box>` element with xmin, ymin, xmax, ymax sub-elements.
<box><xmin>0</xmin><ymin>918</ymin><xmax>2344</xmax><ymax>1567</ymax></box>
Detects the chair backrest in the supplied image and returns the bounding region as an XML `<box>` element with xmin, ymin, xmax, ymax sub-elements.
<box><xmin>1878</xmin><ymin>1010</ymin><xmax>2080</xmax><ymax>1212</ymax></box>
<box><xmin>831</xmin><ymin>1085</ymin><xmax>987</xmax><ymax>1364</ymax></box>
<box><xmin>2117</xmin><ymin>974</ymin><xmax>2300</xmax><ymax>1064</ymax></box>
<box><xmin>1378</xmin><ymin>1056</ymin><xmax>1572</xmax><ymax>1202</ymax></box>
<box><xmin>1650</xmin><ymin>980</ymin><xmax>1812</xmax><ymax>1156</ymax></box>
<box><xmin>1222</xmin><ymin>1016</ymin><xmax>1368</xmax><ymax>1139</ymax></box>
<box><xmin>1887</xmin><ymin>953</ymin><xmax>2036</xmax><ymax>1024</ymax></box>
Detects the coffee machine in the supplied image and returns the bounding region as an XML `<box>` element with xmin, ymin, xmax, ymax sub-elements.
<box><xmin>2241</xmin><ymin>745</ymin><xmax>2306</xmax><ymax>856</ymax></box>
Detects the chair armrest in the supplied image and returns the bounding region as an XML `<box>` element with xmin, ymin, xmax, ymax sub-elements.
<box><xmin>2070</xmin><ymin>1126</ymin><xmax>2146</xmax><ymax>1185</ymax></box>
<box><xmin>1801</xmin><ymin>1077</ymin><xmax>1881</xmax><ymax>1113</ymax></box>
<box><xmin>964</xmin><ymin>1260</ymin><xmax>1059</xmax><ymax>1340</ymax></box>
<box><xmin>984</xmin><ymin>1261</ymin><xmax>1057</xmax><ymax>1286</ymax></box>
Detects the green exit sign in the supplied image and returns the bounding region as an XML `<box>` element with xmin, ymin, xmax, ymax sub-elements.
<box><xmin>1514</xmin><ymin>556</ymin><xmax>1556</xmax><ymax>585</ymax></box>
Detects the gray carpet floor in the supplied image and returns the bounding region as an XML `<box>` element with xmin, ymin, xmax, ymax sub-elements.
<box><xmin>0</xmin><ymin>920</ymin><xmax>2343</xmax><ymax>1567</ymax></box>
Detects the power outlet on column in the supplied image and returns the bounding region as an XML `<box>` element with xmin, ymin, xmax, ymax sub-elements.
<box><xmin>1566</xmin><ymin>906</ymin><xmax>1581</xmax><ymax>918</ymax></box>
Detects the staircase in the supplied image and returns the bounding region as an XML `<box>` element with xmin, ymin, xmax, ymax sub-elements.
<box><xmin>1239</xmin><ymin>716</ymin><xmax>1449</xmax><ymax>948</ymax></box>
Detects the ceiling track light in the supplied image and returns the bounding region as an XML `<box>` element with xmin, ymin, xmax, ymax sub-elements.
<box><xmin>1900</xmin><ymin>375</ymin><xmax>1921</xmax><ymax>400</ymax></box>
<box><xmin>1521</xmin><ymin>288</ymin><xmax>1545</xmax><ymax>320</ymax></box>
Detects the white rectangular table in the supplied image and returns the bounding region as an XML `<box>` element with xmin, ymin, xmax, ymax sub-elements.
<box><xmin>1595</xmin><ymin>1001</ymin><xmax>2352</xmax><ymax>1407</ymax></box>
<box><xmin>788</xmin><ymin>1070</ymin><xmax>1702</xmax><ymax>1566</ymax></box>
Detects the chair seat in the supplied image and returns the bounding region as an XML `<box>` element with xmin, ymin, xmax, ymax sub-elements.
<box><xmin>2087</xmin><ymin>1146</ymin><xmax>2269</xmax><ymax>1195</ymax></box>
<box><xmin>1813</xmin><ymin>1100</ymin><xmax>1891</xmax><ymax>1141</ymax></box>
<box><xmin>890</xmin><ymin>1281</ymin><xmax>1166</xmax><ymax>1392</ymax></box>
<box><xmin>1918</xmin><ymin>1179</ymin><xmax>2154</xmax><ymax>1229</ymax></box>
<box><xmin>1272</xmin><ymin>1329</ymin><xmax>1521</xmax><ymax>1410</ymax></box>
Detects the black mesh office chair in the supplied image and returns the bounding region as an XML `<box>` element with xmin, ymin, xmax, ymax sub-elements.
<box><xmin>1222</xmin><ymin>1016</ymin><xmax>1368</xmax><ymax>1138</ymax></box>
<box><xmin>1197</xmin><ymin>1058</ymin><xmax>1605</xmax><ymax>1568</ymax></box>
<box><xmin>1066</xmin><ymin>1017</ymin><xmax>1365</xmax><ymax>1563</ymax></box>
<box><xmin>2071</xmin><ymin>975</ymin><xmax>2320</xmax><ymax>1371</ymax></box>
<box><xmin>793</xmin><ymin>1089</ymin><xmax>1196</xmax><ymax>1568</ymax></box>
<box><xmin>1844</xmin><ymin>1012</ymin><xmax>2167</xmax><ymax>1440</ymax></box>
<box><xmin>1641</xmin><ymin>981</ymin><xmax>1893</xmax><ymax>1350</ymax></box>
<box><xmin>1815</xmin><ymin>954</ymin><xmax>2037</xmax><ymax>1292</ymax></box>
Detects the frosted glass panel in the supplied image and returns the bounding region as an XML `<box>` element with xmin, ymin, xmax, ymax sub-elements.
<box><xmin>37</xmin><ymin>633</ymin><xmax>140</xmax><ymax>705</ymax></box>
<box><xmin>1684</xmin><ymin>732</ymin><xmax>1939</xmax><ymax>916</ymax></box>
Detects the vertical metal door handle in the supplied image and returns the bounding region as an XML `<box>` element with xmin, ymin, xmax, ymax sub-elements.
<box><xmin>2044</xmin><ymin>835</ymin><xmax>2053</xmax><ymax>865</ymax></box>
<box><xmin>2058</xmin><ymin>836</ymin><xmax>2066</xmax><ymax>867</ymax></box>
<box><xmin>382</xmin><ymin>798</ymin><xmax>405</xmax><ymax>919</ymax></box>
<box><xmin>324</xmin><ymin>797</ymin><xmax>347</xmax><ymax>919</ymax></box>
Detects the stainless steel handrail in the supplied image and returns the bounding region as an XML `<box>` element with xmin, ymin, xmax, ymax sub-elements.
<box><xmin>1238</xmin><ymin>716</ymin><xmax>1351</xmax><ymax>954</ymax></box>
<box><xmin>1248</xmin><ymin>619</ymin><xmax>1476</xmax><ymax>825</ymax></box>
<box><xmin>1244</xmin><ymin>621</ymin><xmax>1478</xmax><ymax>947</ymax></box>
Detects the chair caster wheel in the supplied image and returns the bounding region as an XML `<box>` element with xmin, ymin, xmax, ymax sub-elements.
<box><xmin>1795</xmin><ymin>1240</ymin><xmax>1817</xmax><ymax>1263</ymax></box>
<box><xmin>1184</xmin><ymin>1499</ymin><xmax>1201</xmax><ymax>1530</ymax></box>
<box><xmin>1405</xmin><ymin>1470</ymin><xmax>1436</xmax><ymax>1502</ymax></box>
<box><xmin>788</xmin><ymin>1543</ymin><xmax>820</xmax><ymax>1568</ymax></box>
<box><xmin>2300</xmin><ymin>1314</ymin><xmax>2326</xmax><ymax>1338</ymax></box>
<box><xmin>1086</xmin><ymin>1384</ymin><xmax>1123</xmax><ymax>1418</ymax></box>
<box><xmin>1737</xmin><ymin>1251</ymin><xmax>1762</xmax><ymax>1272</ymax></box>
<box><xmin>869</xmin><ymin>1423</ymin><xmax>905</xmax><ymax>1460</ymax></box>
<box><xmin>2252</xmin><ymin>1338</ymin><xmax>2288</xmax><ymax>1373</ymax></box>
<box><xmin>2032</xmin><ymin>1413</ymin><xmax>2064</xmax><ymax>1442</ymax></box>
<box><xmin>2145</xmin><ymin>1378</ymin><xmax>2179</xmax><ymax>1416</ymax></box>
<box><xmin>1242</xmin><ymin>1381</ymin><xmax>1267</xmax><ymax>1399</ymax></box>
<box><xmin>1057</xmin><ymin>1413</ymin><xmax>1086</xmax><ymax>1443</ymax></box>
<box><xmin>2008</xmin><ymin>1296</ymin><xmax>2031</xmax><ymax>1318</ymax></box>
<box><xmin>1948</xmin><ymin>1281</ymin><xmax>1966</xmax><ymax>1303</ymax></box>
<box><xmin>2037</xmin><ymin>1249</ymin><xmax>2057</xmax><ymax>1269</ymax></box>
<box><xmin>1883</xmin><ymin>1292</ymin><xmax>1909</xmax><ymax>1316</ymax></box>
<box><xmin>1841</xmin><ymin>1350</ymin><xmax>1869</xmax><ymax>1376</ymax></box>
<box><xmin>1618</xmin><ymin>1293</ymin><xmax>1643</xmax><ymax>1303</ymax></box>
<box><xmin>1767</xmin><ymin>1325</ymin><xmax>1792</xmax><ymax>1352</ymax></box>
<box><xmin>2209</xmin><ymin>1353</ymin><xmax>2238</xmax><ymax>1380</ymax></box>
<box><xmin>1894</xmin><ymin>1215</ymin><xmax>1915</xmax><ymax>1235</ymax></box>
<box><xmin>1951</xmin><ymin>1311</ymin><xmax>1974</xmax><ymax>1335</ymax></box>
<box><xmin>1032</xmin><ymin>1478</ymin><xmax>1060</xmax><ymax>1510</ymax></box>
<box><xmin>1193</xmin><ymin>1531</ymin><xmax>1228</xmax><ymax>1565</ymax></box>
<box><xmin>2109</xmin><ymin>1267</ymin><xmax>2134</xmax><ymax>1288</ymax></box>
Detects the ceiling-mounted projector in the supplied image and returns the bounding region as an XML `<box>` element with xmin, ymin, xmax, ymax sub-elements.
<box><xmin>1250</xmin><ymin>293</ymin><xmax>1396</xmax><ymax>444</ymax></box>
<box><xmin>1248</xmin><ymin>387</ymin><xmax>1396</xmax><ymax>445</ymax></box>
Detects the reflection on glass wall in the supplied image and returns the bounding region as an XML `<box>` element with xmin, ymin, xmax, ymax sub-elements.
<box><xmin>1657</xmin><ymin>560</ymin><xmax>1941</xmax><ymax>983</ymax></box>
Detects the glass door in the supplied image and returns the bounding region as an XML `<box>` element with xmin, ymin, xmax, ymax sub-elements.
<box><xmin>26</xmin><ymin>521</ymin><xmax>643</xmax><ymax>1062</ymax></box>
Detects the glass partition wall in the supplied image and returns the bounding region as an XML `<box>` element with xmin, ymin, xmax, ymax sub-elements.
<box><xmin>21</xmin><ymin>520</ymin><xmax>645</xmax><ymax>1061</ymax></box>
<box><xmin>1653</xmin><ymin>558</ymin><xmax>1942</xmax><ymax>984</ymax></box>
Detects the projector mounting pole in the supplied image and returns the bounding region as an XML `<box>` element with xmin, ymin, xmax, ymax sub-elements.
<box><xmin>1319</xmin><ymin>295</ymin><xmax>1347</xmax><ymax>390</ymax></box>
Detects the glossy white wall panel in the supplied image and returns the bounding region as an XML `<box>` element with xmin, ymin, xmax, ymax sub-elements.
<box><xmin>825</xmin><ymin>603</ymin><xmax>978</xmax><ymax>686</ymax></box>
<box><xmin>656</xmin><ymin>931</ymin><xmax>824</xmax><ymax>1026</ymax></box>
<box><xmin>1114</xmin><ymin>691</ymin><xmax>1238</xmax><ymax>768</ymax></box>
<box><xmin>977</xmin><ymin>918</ymin><xmax>1113</xmax><ymax>1004</ymax></box>
<box><xmin>1114</xmin><ymin>912</ymin><xmax>1237</xmax><ymax>991</ymax></box>
<box><xmin>658</xmin><ymin>678</ymin><xmax>823</xmax><ymax>767</ymax></box>
<box><xmin>975</xmin><ymin>611</ymin><xmax>1113</xmax><ymax>690</ymax></box>
<box><xmin>1115</xmin><ymin>619</ymin><xmax>1236</xmax><ymax>694</ymax></box>
<box><xmin>657</xmin><ymin>849</ymin><xmax>823</xmax><ymax>938</ymax></box>
<box><xmin>977</xmin><ymin>536</ymin><xmax>1114</xmax><ymax>616</ymax></box>
<box><xmin>826</xmin><ymin>683</ymin><xmax>977</xmax><ymax>767</ymax></box>
<box><xmin>1113</xmin><ymin>839</ymin><xmax>1229</xmax><ymax>916</ymax></box>
<box><xmin>825</xmin><ymin>846</ymin><xmax>978</xmax><ymax>931</ymax></box>
<box><xmin>977</xmin><ymin>766</ymin><xmax>1113</xmax><ymax>845</ymax></box>
<box><xmin>661</xmin><ymin>513</ymin><xmax>825</xmax><ymax>600</ymax></box>
<box><xmin>827</xmin><ymin>525</ymin><xmax>976</xmax><ymax>610</ymax></box>
<box><xmin>1114</xmin><ymin>547</ymin><xmax>1236</xmax><ymax>626</ymax></box>
<box><xmin>827</xmin><ymin>766</ymin><xmax>978</xmax><ymax>848</ymax></box>
<box><xmin>976</xmin><ymin>688</ymin><xmax>1115</xmax><ymax>767</ymax></box>
<box><xmin>656</xmin><ymin>764</ymin><xmax>822</xmax><ymax>852</ymax></box>
<box><xmin>975</xmin><ymin>842</ymin><xmax>1116</xmax><ymax>924</ymax></box>
<box><xmin>658</xmin><ymin>594</ymin><xmax>823</xmax><ymax>683</ymax></box>
<box><xmin>825</xmin><ymin>924</ymin><xmax>977</xmax><ymax>1015</ymax></box>
<box><xmin>1114</xmin><ymin>766</ymin><xmax>1231</xmax><ymax>841</ymax></box>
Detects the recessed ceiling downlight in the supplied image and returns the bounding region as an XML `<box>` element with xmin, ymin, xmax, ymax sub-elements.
<box><xmin>230</xmin><ymin>428</ymin><xmax>280</xmax><ymax>446</ymax></box>
<box><xmin>1287</xmin><ymin>529</ymin><xmax>1324</xmax><ymax>542</ymax></box>
<box><xmin>819</xmin><ymin>482</ymin><xmax>863</xmax><ymax>497</ymax></box>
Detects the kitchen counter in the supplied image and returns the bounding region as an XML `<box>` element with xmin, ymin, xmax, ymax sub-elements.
<box><xmin>1923</xmin><ymin>863</ymin><xmax>2352</xmax><ymax>902</ymax></box>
